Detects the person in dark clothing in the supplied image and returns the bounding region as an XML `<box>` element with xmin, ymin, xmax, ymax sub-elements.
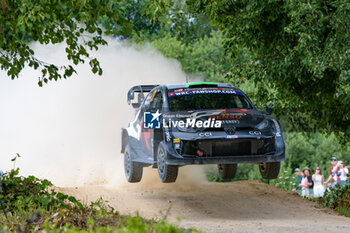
<box><xmin>303</xmin><ymin>167</ymin><xmax>314</xmax><ymax>196</ymax></box>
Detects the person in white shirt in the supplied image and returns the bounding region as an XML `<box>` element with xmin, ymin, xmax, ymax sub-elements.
<box><xmin>312</xmin><ymin>166</ymin><xmax>325</xmax><ymax>197</ymax></box>
<box><xmin>333</xmin><ymin>161</ymin><xmax>349</xmax><ymax>187</ymax></box>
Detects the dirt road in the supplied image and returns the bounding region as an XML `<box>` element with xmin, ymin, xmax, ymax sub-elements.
<box><xmin>58</xmin><ymin>167</ymin><xmax>350</xmax><ymax>232</ymax></box>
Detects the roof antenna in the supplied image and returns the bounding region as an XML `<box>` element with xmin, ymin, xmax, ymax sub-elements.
<box><xmin>185</xmin><ymin>75</ymin><xmax>189</xmax><ymax>83</ymax></box>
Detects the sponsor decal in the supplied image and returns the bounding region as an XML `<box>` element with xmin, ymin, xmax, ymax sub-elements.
<box><xmin>224</xmin><ymin>127</ymin><xmax>236</xmax><ymax>135</ymax></box>
<box><xmin>168</xmin><ymin>88</ymin><xmax>242</xmax><ymax>97</ymax></box>
<box><xmin>249</xmin><ymin>131</ymin><xmax>262</xmax><ymax>135</ymax></box>
<box><xmin>198</xmin><ymin>132</ymin><xmax>212</xmax><ymax>137</ymax></box>
<box><xmin>173</xmin><ymin>138</ymin><xmax>180</xmax><ymax>143</ymax></box>
<box><xmin>222</xmin><ymin>120</ymin><xmax>240</xmax><ymax>124</ymax></box>
<box><xmin>226</xmin><ymin>135</ymin><xmax>239</xmax><ymax>139</ymax></box>
<box><xmin>210</xmin><ymin>113</ymin><xmax>244</xmax><ymax>120</ymax></box>
<box><xmin>143</xmin><ymin>110</ymin><xmax>161</xmax><ymax>129</ymax></box>
<box><xmin>165</xmin><ymin>131</ymin><xmax>171</xmax><ymax>142</ymax></box>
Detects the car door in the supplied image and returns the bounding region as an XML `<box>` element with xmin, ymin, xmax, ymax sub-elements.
<box><xmin>128</xmin><ymin>90</ymin><xmax>154</xmax><ymax>163</ymax></box>
<box><xmin>140</xmin><ymin>89</ymin><xmax>163</xmax><ymax>160</ymax></box>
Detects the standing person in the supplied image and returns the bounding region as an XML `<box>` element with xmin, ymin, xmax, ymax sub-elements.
<box><xmin>335</xmin><ymin>161</ymin><xmax>349</xmax><ymax>187</ymax></box>
<box><xmin>299</xmin><ymin>170</ymin><xmax>310</xmax><ymax>197</ymax></box>
<box><xmin>312</xmin><ymin>166</ymin><xmax>325</xmax><ymax>198</ymax></box>
<box><xmin>303</xmin><ymin>167</ymin><xmax>314</xmax><ymax>196</ymax></box>
<box><xmin>292</xmin><ymin>168</ymin><xmax>302</xmax><ymax>194</ymax></box>
<box><xmin>325</xmin><ymin>157</ymin><xmax>340</xmax><ymax>188</ymax></box>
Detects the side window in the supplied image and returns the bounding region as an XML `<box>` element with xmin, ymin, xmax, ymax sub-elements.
<box><xmin>136</xmin><ymin>90</ymin><xmax>154</xmax><ymax>122</ymax></box>
<box><xmin>143</xmin><ymin>91</ymin><xmax>154</xmax><ymax>109</ymax></box>
<box><xmin>149</xmin><ymin>90</ymin><xmax>163</xmax><ymax>112</ymax></box>
<box><xmin>233</xmin><ymin>96</ymin><xmax>243</xmax><ymax>108</ymax></box>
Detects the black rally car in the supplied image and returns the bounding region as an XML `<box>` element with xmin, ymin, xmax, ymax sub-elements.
<box><xmin>121</xmin><ymin>82</ymin><xmax>285</xmax><ymax>183</ymax></box>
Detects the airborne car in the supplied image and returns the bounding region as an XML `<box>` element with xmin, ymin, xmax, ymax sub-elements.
<box><xmin>121</xmin><ymin>82</ymin><xmax>285</xmax><ymax>183</ymax></box>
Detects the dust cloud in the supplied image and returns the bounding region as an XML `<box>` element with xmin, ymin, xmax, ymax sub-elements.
<box><xmin>0</xmin><ymin>39</ymin><xmax>208</xmax><ymax>187</ymax></box>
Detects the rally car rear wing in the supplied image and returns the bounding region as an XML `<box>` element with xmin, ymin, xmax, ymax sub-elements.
<box><xmin>127</xmin><ymin>85</ymin><xmax>158</xmax><ymax>108</ymax></box>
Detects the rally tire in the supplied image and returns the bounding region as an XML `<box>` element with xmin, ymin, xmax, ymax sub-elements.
<box><xmin>259</xmin><ymin>162</ymin><xmax>280</xmax><ymax>179</ymax></box>
<box><xmin>124</xmin><ymin>144</ymin><xmax>143</xmax><ymax>183</ymax></box>
<box><xmin>218</xmin><ymin>164</ymin><xmax>237</xmax><ymax>180</ymax></box>
<box><xmin>157</xmin><ymin>142</ymin><xmax>178</xmax><ymax>183</ymax></box>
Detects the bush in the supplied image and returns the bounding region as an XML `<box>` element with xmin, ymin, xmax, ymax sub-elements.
<box><xmin>318</xmin><ymin>183</ymin><xmax>350</xmax><ymax>217</ymax></box>
<box><xmin>1</xmin><ymin>168</ymin><xmax>83</xmax><ymax>212</ymax></box>
<box><xmin>0</xmin><ymin>167</ymin><xmax>198</xmax><ymax>232</ymax></box>
<box><xmin>270</xmin><ymin>164</ymin><xmax>296</xmax><ymax>191</ymax></box>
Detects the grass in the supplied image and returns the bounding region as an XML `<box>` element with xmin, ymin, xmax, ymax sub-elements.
<box><xmin>335</xmin><ymin>206</ymin><xmax>350</xmax><ymax>217</ymax></box>
<box><xmin>316</xmin><ymin>183</ymin><xmax>350</xmax><ymax>218</ymax></box>
<box><xmin>0</xmin><ymin>167</ymin><xmax>199</xmax><ymax>232</ymax></box>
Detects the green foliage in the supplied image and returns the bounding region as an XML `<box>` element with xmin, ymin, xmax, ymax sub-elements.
<box><xmin>0</xmin><ymin>167</ymin><xmax>197</xmax><ymax>232</ymax></box>
<box><xmin>117</xmin><ymin>1</ymin><xmax>233</xmax><ymax>83</ymax></box>
<box><xmin>150</xmin><ymin>31</ymin><xmax>231</xmax><ymax>82</ymax></box>
<box><xmin>0</xmin><ymin>168</ymin><xmax>83</xmax><ymax>213</ymax></box>
<box><xmin>318</xmin><ymin>184</ymin><xmax>350</xmax><ymax>217</ymax></box>
<box><xmin>284</xmin><ymin>132</ymin><xmax>350</xmax><ymax>173</ymax></box>
<box><xmin>0</xmin><ymin>0</ymin><xmax>134</xmax><ymax>85</ymax></box>
<box><xmin>269</xmin><ymin>164</ymin><xmax>295</xmax><ymax>191</ymax></box>
<box><xmin>335</xmin><ymin>206</ymin><xmax>350</xmax><ymax>218</ymax></box>
<box><xmin>206</xmin><ymin>163</ymin><xmax>267</xmax><ymax>183</ymax></box>
<box><xmin>100</xmin><ymin>0</ymin><xmax>163</xmax><ymax>39</ymax></box>
<box><xmin>186</xmin><ymin>0</ymin><xmax>350</xmax><ymax>142</ymax></box>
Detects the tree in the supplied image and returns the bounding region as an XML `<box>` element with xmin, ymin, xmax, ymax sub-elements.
<box><xmin>150</xmin><ymin>31</ymin><xmax>231</xmax><ymax>82</ymax></box>
<box><xmin>100</xmin><ymin>0</ymin><xmax>163</xmax><ymax>39</ymax></box>
<box><xmin>186</xmin><ymin>0</ymin><xmax>350</xmax><ymax>142</ymax></box>
<box><xmin>0</xmin><ymin>0</ymin><xmax>132</xmax><ymax>86</ymax></box>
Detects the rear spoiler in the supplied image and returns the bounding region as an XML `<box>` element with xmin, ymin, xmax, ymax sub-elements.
<box><xmin>127</xmin><ymin>85</ymin><xmax>159</xmax><ymax>107</ymax></box>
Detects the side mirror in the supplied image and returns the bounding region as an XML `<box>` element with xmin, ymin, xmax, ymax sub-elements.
<box><xmin>266</xmin><ymin>105</ymin><xmax>272</xmax><ymax>115</ymax></box>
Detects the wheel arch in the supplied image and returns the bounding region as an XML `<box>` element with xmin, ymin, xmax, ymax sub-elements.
<box><xmin>121</xmin><ymin>128</ymin><xmax>129</xmax><ymax>153</ymax></box>
<box><xmin>152</xmin><ymin>128</ymin><xmax>164</xmax><ymax>164</ymax></box>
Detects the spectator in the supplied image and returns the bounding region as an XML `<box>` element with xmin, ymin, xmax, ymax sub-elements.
<box><xmin>299</xmin><ymin>170</ymin><xmax>310</xmax><ymax>197</ymax></box>
<box><xmin>325</xmin><ymin>156</ymin><xmax>340</xmax><ymax>188</ymax></box>
<box><xmin>303</xmin><ymin>167</ymin><xmax>314</xmax><ymax>196</ymax></box>
<box><xmin>312</xmin><ymin>166</ymin><xmax>325</xmax><ymax>198</ymax></box>
<box><xmin>334</xmin><ymin>160</ymin><xmax>348</xmax><ymax>187</ymax></box>
<box><xmin>292</xmin><ymin>168</ymin><xmax>302</xmax><ymax>193</ymax></box>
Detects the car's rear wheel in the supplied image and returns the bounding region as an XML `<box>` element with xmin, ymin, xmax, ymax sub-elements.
<box><xmin>124</xmin><ymin>144</ymin><xmax>143</xmax><ymax>183</ymax></box>
<box><xmin>259</xmin><ymin>162</ymin><xmax>280</xmax><ymax>179</ymax></box>
<box><xmin>157</xmin><ymin>142</ymin><xmax>178</xmax><ymax>183</ymax></box>
<box><xmin>218</xmin><ymin>164</ymin><xmax>237</xmax><ymax>180</ymax></box>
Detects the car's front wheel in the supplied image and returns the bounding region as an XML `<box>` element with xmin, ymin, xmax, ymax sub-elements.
<box><xmin>259</xmin><ymin>162</ymin><xmax>280</xmax><ymax>179</ymax></box>
<box><xmin>157</xmin><ymin>142</ymin><xmax>178</xmax><ymax>183</ymax></box>
<box><xmin>124</xmin><ymin>144</ymin><xmax>143</xmax><ymax>183</ymax></box>
<box><xmin>218</xmin><ymin>164</ymin><xmax>237</xmax><ymax>180</ymax></box>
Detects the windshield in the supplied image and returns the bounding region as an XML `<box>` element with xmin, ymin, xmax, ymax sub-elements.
<box><xmin>167</xmin><ymin>88</ymin><xmax>253</xmax><ymax>111</ymax></box>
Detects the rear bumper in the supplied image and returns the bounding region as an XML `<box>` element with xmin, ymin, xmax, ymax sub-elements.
<box><xmin>166</xmin><ymin>151</ymin><xmax>285</xmax><ymax>165</ymax></box>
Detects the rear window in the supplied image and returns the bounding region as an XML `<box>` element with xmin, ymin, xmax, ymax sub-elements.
<box><xmin>167</xmin><ymin>88</ymin><xmax>252</xmax><ymax>111</ymax></box>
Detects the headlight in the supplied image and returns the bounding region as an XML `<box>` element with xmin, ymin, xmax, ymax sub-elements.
<box><xmin>176</xmin><ymin>120</ymin><xmax>188</xmax><ymax>132</ymax></box>
<box><xmin>256</xmin><ymin>119</ymin><xmax>270</xmax><ymax>131</ymax></box>
<box><xmin>177</xmin><ymin>122</ymin><xmax>198</xmax><ymax>133</ymax></box>
<box><xmin>270</xmin><ymin>119</ymin><xmax>282</xmax><ymax>136</ymax></box>
<box><xmin>176</xmin><ymin>118</ymin><xmax>204</xmax><ymax>133</ymax></box>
